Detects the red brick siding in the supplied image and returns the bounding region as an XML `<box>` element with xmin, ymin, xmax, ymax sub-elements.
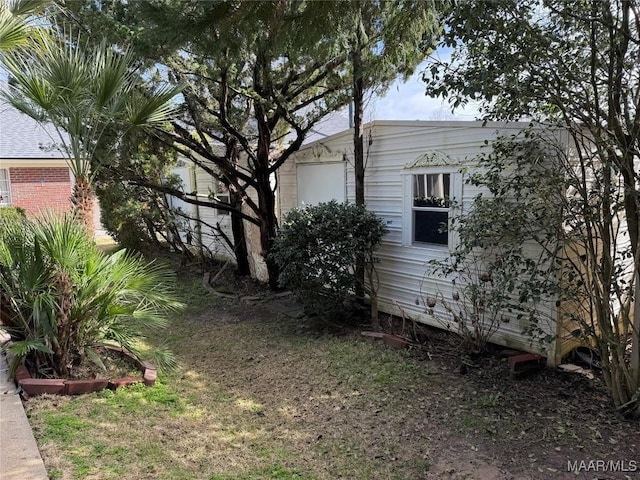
<box><xmin>9</xmin><ymin>167</ymin><xmax>72</xmax><ymax>216</ymax></box>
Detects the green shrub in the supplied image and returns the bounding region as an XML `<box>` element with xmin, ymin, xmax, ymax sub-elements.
<box><xmin>96</xmin><ymin>179</ymin><xmax>165</xmax><ymax>252</ymax></box>
<box><xmin>0</xmin><ymin>206</ymin><xmax>26</xmax><ymax>236</ymax></box>
<box><xmin>91</xmin><ymin>129</ymin><xmax>183</xmax><ymax>255</ymax></box>
<box><xmin>271</xmin><ymin>201</ymin><xmax>387</xmax><ymax>321</ymax></box>
<box><xmin>0</xmin><ymin>213</ymin><xmax>183</xmax><ymax>378</ymax></box>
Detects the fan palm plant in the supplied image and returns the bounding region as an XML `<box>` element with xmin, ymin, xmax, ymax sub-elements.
<box><xmin>0</xmin><ymin>213</ymin><xmax>182</xmax><ymax>378</ymax></box>
<box><xmin>1</xmin><ymin>22</ymin><xmax>181</xmax><ymax>232</ymax></box>
<box><xmin>0</xmin><ymin>0</ymin><xmax>47</xmax><ymax>52</ymax></box>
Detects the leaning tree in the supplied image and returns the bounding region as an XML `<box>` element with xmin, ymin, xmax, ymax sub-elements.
<box><xmin>58</xmin><ymin>0</ymin><xmax>353</xmax><ymax>284</ymax></box>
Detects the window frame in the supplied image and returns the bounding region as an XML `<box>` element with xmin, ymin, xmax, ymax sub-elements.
<box><xmin>215</xmin><ymin>193</ymin><xmax>231</xmax><ymax>216</ymax></box>
<box><xmin>401</xmin><ymin>166</ymin><xmax>462</xmax><ymax>249</ymax></box>
<box><xmin>0</xmin><ymin>169</ymin><xmax>12</xmax><ymax>207</ymax></box>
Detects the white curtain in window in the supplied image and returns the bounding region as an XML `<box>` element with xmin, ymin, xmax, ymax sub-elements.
<box><xmin>0</xmin><ymin>169</ymin><xmax>11</xmax><ymax>206</ymax></box>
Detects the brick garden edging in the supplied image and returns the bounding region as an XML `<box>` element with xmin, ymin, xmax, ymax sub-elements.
<box><xmin>508</xmin><ymin>353</ymin><xmax>546</xmax><ymax>379</ymax></box>
<box><xmin>10</xmin><ymin>346</ymin><xmax>156</xmax><ymax>399</ymax></box>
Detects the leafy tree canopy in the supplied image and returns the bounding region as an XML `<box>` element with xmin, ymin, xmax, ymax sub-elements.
<box><xmin>425</xmin><ymin>0</ymin><xmax>640</xmax><ymax>416</ymax></box>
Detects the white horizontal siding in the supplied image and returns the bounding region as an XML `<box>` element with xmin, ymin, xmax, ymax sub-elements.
<box><xmin>193</xmin><ymin>167</ymin><xmax>235</xmax><ymax>260</ymax></box>
<box><xmin>378</xmin><ymin>299</ymin><xmax>550</xmax><ymax>356</ymax></box>
<box><xmin>283</xmin><ymin>121</ymin><xmax>563</xmax><ymax>361</ymax></box>
<box><xmin>169</xmin><ymin>162</ymin><xmax>236</xmax><ymax>261</ymax></box>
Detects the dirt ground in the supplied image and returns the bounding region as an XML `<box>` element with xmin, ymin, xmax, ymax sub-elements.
<box><xmin>24</xmin><ymin>263</ymin><xmax>640</xmax><ymax>480</ymax></box>
<box><xmin>193</xmin><ymin>262</ymin><xmax>640</xmax><ymax>480</ymax></box>
<box><xmin>184</xmin><ymin>286</ymin><xmax>640</xmax><ymax>480</ymax></box>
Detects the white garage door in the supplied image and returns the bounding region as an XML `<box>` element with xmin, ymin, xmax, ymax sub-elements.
<box><xmin>296</xmin><ymin>163</ymin><xmax>345</xmax><ymax>206</ymax></box>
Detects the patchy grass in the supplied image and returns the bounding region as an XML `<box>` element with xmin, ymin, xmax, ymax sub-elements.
<box><xmin>23</xmin><ymin>265</ymin><xmax>640</xmax><ymax>480</ymax></box>
<box><xmin>40</xmin><ymin>413</ymin><xmax>91</xmax><ymax>444</ymax></box>
<box><xmin>25</xmin><ymin>298</ymin><xmax>437</xmax><ymax>479</ymax></box>
<box><xmin>209</xmin><ymin>463</ymin><xmax>313</xmax><ymax>480</ymax></box>
<box><xmin>172</xmin><ymin>276</ymin><xmax>222</xmax><ymax>314</ymax></box>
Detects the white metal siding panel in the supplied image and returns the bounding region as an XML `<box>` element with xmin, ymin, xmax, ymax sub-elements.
<box><xmin>285</xmin><ymin>121</ymin><xmax>561</xmax><ymax>359</ymax></box>
<box><xmin>277</xmin><ymin>160</ymin><xmax>298</xmax><ymax>219</ymax></box>
<box><xmin>192</xmin><ymin>167</ymin><xmax>235</xmax><ymax>259</ymax></box>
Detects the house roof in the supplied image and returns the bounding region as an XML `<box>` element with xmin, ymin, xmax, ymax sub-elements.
<box><xmin>0</xmin><ymin>99</ymin><xmax>67</xmax><ymax>159</ymax></box>
<box><xmin>302</xmin><ymin>109</ymin><xmax>351</xmax><ymax>145</ymax></box>
<box><xmin>295</xmin><ymin>119</ymin><xmax>539</xmax><ymax>152</ymax></box>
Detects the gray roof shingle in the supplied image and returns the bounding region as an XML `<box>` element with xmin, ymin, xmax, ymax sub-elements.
<box><xmin>0</xmin><ymin>99</ymin><xmax>67</xmax><ymax>159</ymax></box>
<box><xmin>303</xmin><ymin>109</ymin><xmax>350</xmax><ymax>145</ymax></box>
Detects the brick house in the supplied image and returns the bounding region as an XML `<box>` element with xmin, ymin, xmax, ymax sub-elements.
<box><xmin>0</xmin><ymin>99</ymin><xmax>74</xmax><ymax>216</ymax></box>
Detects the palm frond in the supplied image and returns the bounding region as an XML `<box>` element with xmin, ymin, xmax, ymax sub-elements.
<box><xmin>92</xmin><ymin>42</ymin><xmax>135</xmax><ymax>111</ymax></box>
<box><xmin>0</xmin><ymin>9</ymin><xmax>28</xmax><ymax>50</ymax></box>
<box><xmin>149</xmin><ymin>347</ymin><xmax>179</xmax><ymax>373</ymax></box>
<box><xmin>7</xmin><ymin>0</ymin><xmax>49</xmax><ymax>17</ymax></box>
<box><xmin>126</xmin><ymin>84</ymin><xmax>183</xmax><ymax>126</ymax></box>
<box><xmin>6</xmin><ymin>339</ymin><xmax>53</xmax><ymax>356</ymax></box>
<box><xmin>0</xmin><ymin>0</ymin><xmax>47</xmax><ymax>51</ymax></box>
<box><xmin>84</xmin><ymin>346</ymin><xmax>107</xmax><ymax>373</ymax></box>
<box><xmin>0</xmin><ymin>213</ymin><xmax>183</xmax><ymax>377</ymax></box>
<box><xmin>30</xmin><ymin>212</ymin><xmax>93</xmax><ymax>272</ymax></box>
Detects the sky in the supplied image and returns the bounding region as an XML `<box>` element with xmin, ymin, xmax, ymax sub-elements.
<box><xmin>369</xmin><ymin>59</ymin><xmax>482</xmax><ymax>122</ymax></box>
<box><xmin>1</xmin><ymin>52</ymin><xmax>481</xmax><ymax>124</ymax></box>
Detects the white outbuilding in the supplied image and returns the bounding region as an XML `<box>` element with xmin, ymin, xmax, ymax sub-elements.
<box><xmin>278</xmin><ymin>120</ymin><xmax>579</xmax><ymax>365</ymax></box>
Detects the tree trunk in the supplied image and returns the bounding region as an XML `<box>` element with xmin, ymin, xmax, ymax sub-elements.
<box><xmin>52</xmin><ymin>270</ymin><xmax>75</xmax><ymax>378</ymax></box>
<box><xmin>230</xmin><ymin>188</ymin><xmax>251</xmax><ymax>277</ymax></box>
<box><xmin>251</xmin><ymin>50</ymin><xmax>281</xmax><ymax>289</ymax></box>
<box><xmin>225</xmin><ymin>141</ymin><xmax>251</xmax><ymax>277</ymax></box>
<box><xmin>71</xmin><ymin>175</ymin><xmax>94</xmax><ymax>237</ymax></box>
<box><xmin>352</xmin><ymin>47</ymin><xmax>365</xmax><ymax>207</ymax></box>
<box><xmin>632</xmin><ymin>272</ymin><xmax>640</xmax><ymax>396</ymax></box>
<box><xmin>352</xmin><ymin>38</ymin><xmax>366</xmax><ymax>306</ymax></box>
<box><xmin>621</xmin><ymin>157</ymin><xmax>640</xmax><ymax>405</ymax></box>
<box><xmin>255</xmin><ymin>165</ymin><xmax>280</xmax><ymax>289</ymax></box>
